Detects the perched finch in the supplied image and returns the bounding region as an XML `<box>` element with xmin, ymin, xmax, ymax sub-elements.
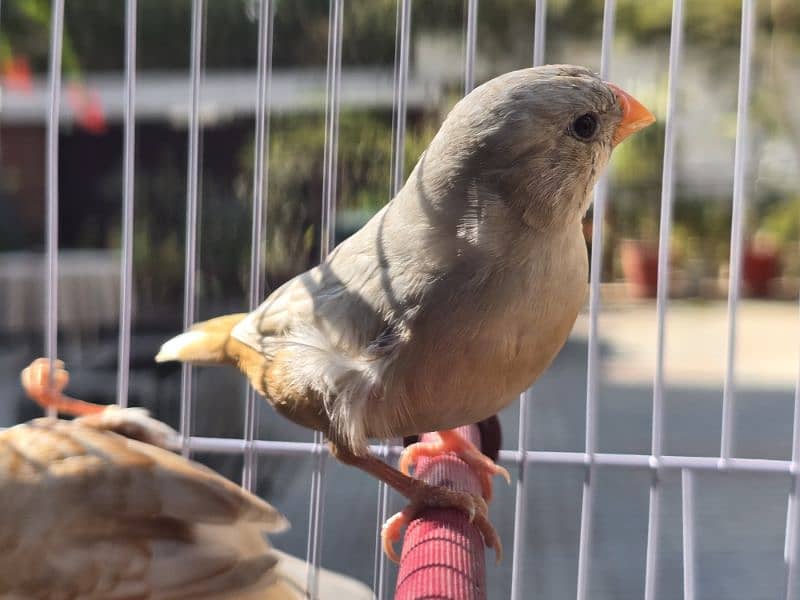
<box><xmin>4</xmin><ymin>358</ymin><xmax>373</xmax><ymax>599</ymax></box>
<box><xmin>156</xmin><ymin>65</ymin><xmax>655</xmax><ymax>560</ymax></box>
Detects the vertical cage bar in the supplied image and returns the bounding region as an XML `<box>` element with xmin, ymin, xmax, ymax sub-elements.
<box><xmin>179</xmin><ymin>0</ymin><xmax>206</xmax><ymax>456</ymax></box>
<box><xmin>463</xmin><ymin>0</ymin><xmax>478</xmax><ymax>94</ymax></box>
<box><xmin>786</xmin><ymin>476</ymin><xmax>800</xmax><ymax>600</ymax></box>
<box><xmin>576</xmin><ymin>467</ymin><xmax>595</xmax><ymax>600</ymax></box>
<box><xmin>681</xmin><ymin>469</ymin><xmax>696</xmax><ymax>600</ymax></box>
<box><xmin>531</xmin><ymin>0</ymin><xmax>546</xmax><ymax>67</ymax></box>
<box><xmin>511</xmin><ymin>7</ymin><xmax>547</xmax><ymax>597</ymax></box>
<box><xmin>0</xmin><ymin>0</ymin><xmax>3</xmax><ymax>187</ymax></box>
<box><xmin>116</xmin><ymin>0</ymin><xmax>138</xmax><ymax>410</ymax></box>
<box><xmin>306</xmin><ymin>1</ymin><xmax>343</xmax><ymax>596</ymax></box>
<box><xmin>577</xmin><ymin>2</ymin><xmax>615</xmax><ymax>598</ymax></box>
<box><xmin>44</xmin><ymin>0</ymin><xmax>65</xmax><ymax>416</ymax></box>
<box><xmin>242</xmin><ymin>0</ymin><xmax>275</xmax><ymax>493</ymax></box>
<box><xmin>645</xmin><ymin>1</ymin><xmax>684</xmax><ymax>598</ymax></box>
<box><xmin>651</xmin><ymin>0</ymin><xmax>684</xmax><ymax>471</ymax></box>
<box><xmin>510</xmin><ymin>389</ymin><xmax>532</xmax><ymax>600</ymax></box>
<box><xmin>644</xmin><ymin>478</ymin><xmax>663</xmax><ymax>600</ymax></box>
<box><xmin>373</xmin><ymin>444</ymin><xmax>393</xmax><ymax>600</ymax></box>
<box><xmin>318</xmin><ymin>0</ymin><xmax>343</xmax><ymax>260</ymax></box>
<box><xmin>390</xmin><ymin>0</ymin><xmax>410</xmax><ymax>198</ymax></box>
<box><xmin>720</xmin><ymin>0</ymin><xmax>756</xmax><ymax>461</ymax></box>
<box><xmin>783</xmin><ymin>297</ymin><xmax>800</xmax><ymax>598</ymax></box>
<box><xmin>373</xmin><ymin>1</ymin><xmax>411</xmax><ymax>597</ymax></box>
<box><xmin>584</xmin><ymin>0</ymin><xmax>615</xmax><ymax>465</ymax></box>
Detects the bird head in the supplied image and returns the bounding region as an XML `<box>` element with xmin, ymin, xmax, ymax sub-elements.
<box><xmin>420</xmin><ymin>65</ymin><xmax>655</xmax><ymax>232</ymax></box>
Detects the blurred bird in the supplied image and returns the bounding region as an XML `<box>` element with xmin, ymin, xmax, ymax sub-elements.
<box><xmin>4</xmin><ymin>358</ymin><xmax>374</xmax><ymax>600</ymax></box>
<box><xmin>156</xmin><ymin>65</ymin><xmax>655</xmax><ymax>561</ymax></box>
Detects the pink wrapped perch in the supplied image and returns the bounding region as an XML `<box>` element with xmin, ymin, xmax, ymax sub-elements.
<box><xmin>394</xmin><ymin>425</ymin><xmax>488</xmax><ymax>600</ymax></box>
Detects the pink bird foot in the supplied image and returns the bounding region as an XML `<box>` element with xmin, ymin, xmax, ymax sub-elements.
<box><xmin>399</xmin><ymin>429</ymin><xmax>511</xmax><ymax>501</ymax></box>
<box><xmin>380</xmin><ymin>483</ymin><xmax>502</xmax><ymax>563</ymax></box>
<box><xmin>21</xmin><ymin>358</ymin><xmax>106</xmax><ymax>417</ymax></box>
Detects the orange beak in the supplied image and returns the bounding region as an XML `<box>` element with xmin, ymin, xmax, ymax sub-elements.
<box><xmin>605</xmin><ymin>82</ymin><xmax>656</xmax><ymax>146</ymax></box>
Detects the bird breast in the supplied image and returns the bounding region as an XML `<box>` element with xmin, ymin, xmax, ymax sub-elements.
<box><xmin>381</xmin><ymin>224</ymin><xmax>588</xmax><ymax>437</ymax></box>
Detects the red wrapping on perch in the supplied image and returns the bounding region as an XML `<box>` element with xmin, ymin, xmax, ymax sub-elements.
<box><xmin>394</xmin><ymin>425</ymin><xmax>487</xmax><ymax>600</ymax></box>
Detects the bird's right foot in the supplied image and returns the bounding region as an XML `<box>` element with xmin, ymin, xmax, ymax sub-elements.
<box><xmin>399</xmin><ymin>429</ymin><xmax>511</xmax><ymax>501</ymax></box>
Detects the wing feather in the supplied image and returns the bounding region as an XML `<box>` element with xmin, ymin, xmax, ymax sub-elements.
<box><xmin>0</xmin><ymin>418</ymin><xmax>290</xmax><ymax>599</ymax></box>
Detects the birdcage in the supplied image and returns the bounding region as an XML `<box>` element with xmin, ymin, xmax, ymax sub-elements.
<box><xmin>1</xmin><ymin>0</ymin><xmax>799</xmax><ymax>598</ymax></box>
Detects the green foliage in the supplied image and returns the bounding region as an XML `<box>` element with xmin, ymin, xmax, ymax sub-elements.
<box><xmin>6</xmin><ymin>0</ymin><xmax>798</xmax><ymax>74</ymax></box>
<box><xmin>605</xmin><ymin>81</ymin><xmax>665</xmax><ymax>241</ymax></box>
<box><xmin>4</xmin><ymin>0</ymin><xmax>798</xmax><ymax>286</ymax></box>
<box><xmin>1</xmin><ymin>0</ymin><xmax>81</xmax><ymax>74</ymax></box>
<box><xmin>127</xmin><ymin>150</ymin><xmax>190</xmax><ymax>311</ymax></box>
<box><xmin>760</xmin><ymin>197</ymin><xmax>800</xmax><ymax>277</ymax></box>
<box><xmin>673</xmin><ymin>196</ymin><xmax>732</xmax><ymax>269</ymax></box>
<box><xmin>120</xmin><ymin>109</ymin><xmax>437</xmax><ymax>311</ymax></box>
<box><xmin>234</xmin><ymin>110</ymin><xmax>436</xmax><ymax>283</ymax></box>
<box><xmin>762</xmin><ymin>197</ymin><xmax>800</xmax><ymax>249</ymax></box>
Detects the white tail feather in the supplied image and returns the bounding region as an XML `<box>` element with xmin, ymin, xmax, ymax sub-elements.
<box><xmin>155</xmin><ymin>331</ymin><xmax>221</xmax><ymax>364</ymax></box>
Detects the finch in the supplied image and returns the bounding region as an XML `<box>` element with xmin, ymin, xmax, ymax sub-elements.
<box><xmin>5</xmin><ymin>358</ymin><xmax>373</xmax><ymax>599</ymax></box>
<box><xmin>156</xmin><ymin>64</ymin><xmax>655</xmax><ymax>561</ymax></box>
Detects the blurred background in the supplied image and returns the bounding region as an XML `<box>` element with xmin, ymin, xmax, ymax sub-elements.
<box><xmin>0</xmin><ymin>0</ymin><xmax>799</xmax><ymax>598</ymax></box>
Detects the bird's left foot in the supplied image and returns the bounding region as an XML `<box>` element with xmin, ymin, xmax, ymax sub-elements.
<box><xmin>21</xmin><ymin>358</ymin><xmax>106</xmax><ymax>417</ymax></box>
<box><xmin>399</xmin><ymin>429</ymin><xmax>511</xmax><ymax>501</ymax></box>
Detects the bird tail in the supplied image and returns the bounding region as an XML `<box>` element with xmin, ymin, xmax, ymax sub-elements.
<box><xmin>155</xmin><ymin>313</ymin><xmax>248</xmax><ymax>365</ymax></box>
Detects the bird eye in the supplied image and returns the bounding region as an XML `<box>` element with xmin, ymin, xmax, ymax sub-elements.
<box><xmin>571</xmin><ymin>113</ymin><xmax>598</xmax><ymax>141</ymax></box>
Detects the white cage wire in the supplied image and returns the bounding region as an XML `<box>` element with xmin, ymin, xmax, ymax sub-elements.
<box><xmin>21</xmin><ymin>0</ymin><xmax>800</xmax><ymax>598</ymax></box>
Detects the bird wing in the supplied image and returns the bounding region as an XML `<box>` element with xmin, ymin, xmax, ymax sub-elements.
<box><xmin>231</xmin><ymin>200</ymin><xmax>437</xmax><ymax>351</ymax></box>
<box><xmin>231</xmin><ymin>203</ymin><xmax>428</xmax><ymax>449</ymax></box>
<box><xmin>232</xmin><ymin>246</ymin><xmax>389</xmax><ymax>353</ymax></box>
<box><xmin>0</xmin><ymin>418</ymin><xmax>292</xmax><ymax>599</ymax></box>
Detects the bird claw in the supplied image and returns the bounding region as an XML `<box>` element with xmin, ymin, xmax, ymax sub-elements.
<box><xmin>381</xmin><ymin>510</ymin><xmax>411</xmax><ymax>563</ymax></box>
<box><xmin>473</xmin><ymin>508</ymin><xmax>504</xmax><ymax>564</ymax></box>
<box><xmin>20</xmin><ymin>358</ymin><xmax>105</xmax><ymax>417</ymax></box>
<box><xmin>399</xmin><ymin>430</ymin><xmax>511</xmax><ymax>501</ymax></box>
<box><xmin>21</xmin><ymin>358</ymin><xmax>69</xmax><ymax>399</ymax></box>
<box><xmin>380</xmin><ymin>483</ymin><xmax>502</xmax><ymax>563</ymax></box>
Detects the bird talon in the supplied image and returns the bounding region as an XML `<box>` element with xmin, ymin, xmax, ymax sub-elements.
<box><xmin>398</xmin><ymin>442</ymin><xmax>436</xmax><ymax>476</ymax></box>
<box><xmin>21</xmin><ymin>358</ymin><xmax>69</xmax><ymax>396</ymax></box>
<box><xmin>382</xmin><ymin>510</ymin><xmax>412</xmax><ymax>563</ymax></box>
<box><xmin>474</xmin><ymin>511</ymin><xmax>504</xmax><ymax>564</ymax></box>
<box><xmin>20</xmin><ymin>358</ymin><xmax>106</xmax><ymax>417</ymax></box>
<box><xmin>401</xmin><ymin>430</ymin><xmax>510</xmax><ymax>501</ymax></box>
<box><xmin>474</xmin><ymin>494</ymin><xmax>488</xmax><ymax>518</ymax></box>
<box><xmin>379</xmin><ymin>481</ymin><xmax>501</xmax><ymax>563</ymax></box>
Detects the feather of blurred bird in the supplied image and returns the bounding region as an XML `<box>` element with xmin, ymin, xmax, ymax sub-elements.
<box><xmin>4</xmin><ymin>359</ymin><xmax>375</xmax><ymax>599</ymax></box>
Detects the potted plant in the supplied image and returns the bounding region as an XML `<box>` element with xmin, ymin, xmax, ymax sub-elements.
<box><xmin>619</xmin><ymin>237</ymin><xmax>660</xmax><ymax>298</ymax></box>
<box><xmin>749</xmin><ymin>196</ymin><xmax>800</xmax><ymax>298</ymax></box>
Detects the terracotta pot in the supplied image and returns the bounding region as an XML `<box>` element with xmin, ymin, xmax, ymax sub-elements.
<box><xmin>619</xmin><ymin>239</ymin><xmax>659</xmax><ymax>298</ymax></box>
<box><xmin>742</xmin><ymin>244</ymin><xmax>780</xmax><ymax>297</ymax></box>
